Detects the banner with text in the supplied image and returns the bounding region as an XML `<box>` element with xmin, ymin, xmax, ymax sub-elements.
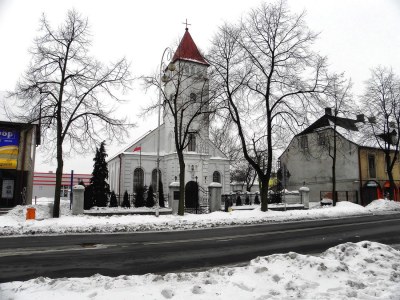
<box><xmin>0</xmin><ymin>129</ymin><xmax>19</xmax><ymax>169</ymax></box>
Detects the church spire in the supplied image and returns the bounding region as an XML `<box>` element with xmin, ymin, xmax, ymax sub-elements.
<box><xmin>172</xmin><ymin>28</ymin><xmax>209</xmax><ymax>66</ymax></box>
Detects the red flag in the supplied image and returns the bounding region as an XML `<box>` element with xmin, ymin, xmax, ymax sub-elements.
<box><xmin>133</xmin><ymin>146</ymin><xmax>142</xmax><ymax>152</ymax></box>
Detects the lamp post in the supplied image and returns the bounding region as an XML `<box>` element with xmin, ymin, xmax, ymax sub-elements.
<box><xmin>156</xmin><ymin>48</ymin><xmax>175</xmax><ymax>217</ymax></box>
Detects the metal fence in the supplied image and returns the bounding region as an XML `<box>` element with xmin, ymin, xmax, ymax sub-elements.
<box><xmin>319</xmin><ymin>191</ymin><xmax>359</xmax><ymax>203</ymax></box>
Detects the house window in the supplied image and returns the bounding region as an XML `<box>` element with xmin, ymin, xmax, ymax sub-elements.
<box><xmin>151</xmin><ymin>169</ymin><xmax>162</xmax><ymax>190</ymax></box>
<box><xmin>318</xmin><ymin>133</ymin><xmax>327</xmax><ymax>146</ymax></box>
<box><xmin>188</xmin><ymin>133</ymin><xmax>196</xmax><ymax>152</ymax></box>
<box><xmin>212</xmin><ymin>171</ymin><xmax>221</xmax><ymax>183</ymax></box>
<box><xmin>368</xmin><ymin>154</ymin><xmax>376</xmax><ymax>178</ymax></box>
<box><xmin>300</xmin><ymin>135</ymin><xmax>308</xmax><ymax>149</ymax></box>
<box><xmin>133</xmin><ymin>168</ymin><xmax>144</xmax><ymax>189</ymax></box>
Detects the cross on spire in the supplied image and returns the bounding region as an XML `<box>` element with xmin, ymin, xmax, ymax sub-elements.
<box><xmin>182</xmin><ymin>18</ymin><xmax>191</xmax><ymax>31</ymax></box>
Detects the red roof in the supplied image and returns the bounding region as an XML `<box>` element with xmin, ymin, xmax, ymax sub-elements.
<box><xmin>172</xmin><ymin>29</ymin><xmax>209</xmax><ymax>66</ymax></box>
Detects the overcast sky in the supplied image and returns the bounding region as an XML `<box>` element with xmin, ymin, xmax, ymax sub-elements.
<box><xmin>0</xmin><ymin>0</ymin><xmax>399</xmax><ymax>174</ymax></box>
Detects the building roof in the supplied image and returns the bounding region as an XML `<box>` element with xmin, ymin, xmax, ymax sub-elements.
<box><xmin>172</xmin><ymin>29</ymin><xmax>209</xmax><ymax>66</ymax></box>
<box><xmin>296</xmin><ymin>114</ymin><xmax>359</xmax><ymax>137</ymax></box>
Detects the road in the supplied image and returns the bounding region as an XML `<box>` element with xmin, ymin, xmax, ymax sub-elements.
<box><xmin>1</xmin><ymin>213</ymin><xmax>400</xmax><ymax>282</ymax></box>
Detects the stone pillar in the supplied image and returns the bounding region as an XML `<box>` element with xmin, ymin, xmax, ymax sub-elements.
<box><xmin>208</xmin><ymin>182</ymin><xmax>222</xmax><ymax>212</ymax></box>
<box><xmin>72</xmin><ymin>185</ymin><xmax>85</xmax><ymax>215</ymax></box>
<box><xmin>299</xmin><ymin>186</ymin><xmax>310</xmax><ymax>209</ymax></box>
<box><xmin>169</xmin><ymin>182</ymin><xmax>180</xmax><ymax>215</ymax></box>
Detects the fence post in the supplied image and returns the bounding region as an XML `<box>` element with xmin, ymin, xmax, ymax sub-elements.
<box><xmin>299</xmin><ymin>186</ymin><xmax>310</xmax><ymax>209</ymax></box>
<box><xmin>208</xmin><ymin>182</ymin><xmax>222</xmax><ymax>212</ymax></box>
<box><xmin>72</xmin><ymin>185</ymin><xmax>85</xmax><ymax>215</ymax></box>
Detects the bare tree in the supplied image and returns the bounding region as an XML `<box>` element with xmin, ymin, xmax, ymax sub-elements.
<box><xmin>362</xmin><ymin>67</ymin><xmax>400</xmax><ymax>199</ymax></box>
<box><xmin>7</xmin><ymin>10</ymin><xmax>132</xmax><ymax>217</ymax></box>
<box><xmin>324</xmin><ymin>75</ymin><xmax>354</xmax><ymax>206</ymax></box>
<box><xmin>231</xmin><ymin>159</ymin><xmax>258</xmax><ymax>192</ymax></box>
<box><xmin>209</xmin><ymin>116</ymin><xmax>241</xmax><ymax>162</ymax></box>
<box><xmin>144</xmin><ymin>54</ymin><xmax>216</xmax><ymax>216</ymax></box>
<box><xmin>208</xmin><ymin>0</ymin><xmax>329</xmax><ymax>211</ymax></box>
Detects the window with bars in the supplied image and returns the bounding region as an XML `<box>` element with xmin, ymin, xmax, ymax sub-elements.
<box><xmin>133</xmin><ymin>168</ymin><xmax>144</xmax><ymax>189</ymax></box>
<box><xmin>212</xmin><ymin>171</ymin><xmax>221</xmax><ymax>183</ymax></box>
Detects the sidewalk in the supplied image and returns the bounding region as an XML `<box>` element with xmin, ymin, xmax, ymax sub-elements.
<box><xmin>0</xmin><ymin>198</ymin><xmax>399</xmax><ymax>236</ymax></box>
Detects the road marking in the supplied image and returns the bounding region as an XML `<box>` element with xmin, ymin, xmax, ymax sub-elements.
<box><xmin>0</xmin><ymin>244</ymin><xmax>108</xmax><ymax>257</ymax></box>
<box><xmin>142</xmin><ymin>218</ymin><xmax>400</xmax><ymax>245</ymax></box>
<box><xmin>0</xmin><ymin>217</ymin><xmax>399</xmax><ymax>257</ymax></box>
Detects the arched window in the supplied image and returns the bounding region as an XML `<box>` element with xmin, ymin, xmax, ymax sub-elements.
<box><xmin>190</xmin><ymin>92</ymin><xmax>197</xmax><ymax>102</ymax></box>
<box><xmin>213</xmin><ymin>171</ymin><xmax>221</xmax><ymax>183</ymax></box>
<box><xmin>133</xmin><ymin>168</ymin><xmax>144</xmax><ymax>190</ymax></box>
<box><xmin>151</xmin><ymin>169</ymin><xmax>162</xmax><ymax>190</ymax></box>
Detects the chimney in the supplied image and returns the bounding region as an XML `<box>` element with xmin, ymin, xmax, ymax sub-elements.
<box><xmin>325</xmin><ymin>107</ymin><xmax>332</xmax><ymax>116</ymax></box>
<box><xmin>356</xmin><ymin>114</ymin><xmax>365</xmax><ymax>123</ymax></box>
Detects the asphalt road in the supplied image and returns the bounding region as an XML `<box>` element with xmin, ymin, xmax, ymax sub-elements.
<box><xmin>1</xmin><ymin>213</ymin><xmax>400</xmax><ymax>282</ymax></box>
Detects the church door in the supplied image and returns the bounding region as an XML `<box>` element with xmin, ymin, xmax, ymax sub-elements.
<box><xmin>185</xmin><ymin>181</ymin><xmax>199</xmax><ymax>208</ymax></box>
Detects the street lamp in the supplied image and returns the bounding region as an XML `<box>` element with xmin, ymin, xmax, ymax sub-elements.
<box><xmin>155</xmin><ymin>48</ymin><xmax>175</xmax><ymax>217</ymax></box>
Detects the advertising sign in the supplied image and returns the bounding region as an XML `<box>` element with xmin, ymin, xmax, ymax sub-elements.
<box><xmin>0</xmin><ymin>129</ymin><xmax>19</xmax><ymax>169</ymax></box>
<box><xmin>1</xmin><ymin>179</ymin><xmax>14</xmax><ymax>199</ymax></box>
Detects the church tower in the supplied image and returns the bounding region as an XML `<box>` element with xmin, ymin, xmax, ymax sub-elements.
<box><xmin>163</xmin><ymin>28</ymin><xmax>210</xmax><ymax>155</ymax></box>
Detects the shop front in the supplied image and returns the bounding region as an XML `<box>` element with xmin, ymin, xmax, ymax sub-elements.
<box><xmin>0</xmin><ymin>121</ymin><xmax>39</xmax><ymax>207</ymax></box>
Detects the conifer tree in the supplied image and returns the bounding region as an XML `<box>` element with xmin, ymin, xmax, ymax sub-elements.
<box><xmin>122</xmin><ymin>190</ymin><xmax>130</xmax><ymax>208</ymax></box>
<box><xmin>245</xmin><ymin>194</ymin><xmax>250</xmax><ymax>205</ymax></box>
<box><xmin>90</xmin><ymin>141</ymin><xmax>110</xmax><ymax>207</ymax></box>
<box><xmin>146</xmin><ymin>185</ymin><xmax>155</xmax><ymax>207</ymax></box>
<box><xmin>254</xmin><ymin>193</ymin><xmax>260</xmax><ymax>205</ymax></box>
<box><xmin>236</xmin><ymin>194</ymin><xmax>242</xmax><ymax>206</ymax></box>
<box><xmin>84</xmin><ymin>184</ymin><xmax>94</xmax><ymax>210</ymax></box>
<box><xmin>109</xmin><ymin>191</ymin><xmax>118</xmax><ymax>207</ymax></box>
<box><xmin>159</xmin><ymin>180</ymin><xmax>165</xmax><ymax>208</ymax></box>
<box><xmin>134</xmin><ymin>185</ymin><xmax>145</xmax><ymax>207</ymax></box>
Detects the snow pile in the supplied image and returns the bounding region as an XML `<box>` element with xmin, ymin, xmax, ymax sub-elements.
<box><xmin>0</xmin><ymin>199</ymin><xmax>399</xmax><ymax>236</ymax></box>
<box><xmin>1</xmin><ymin>241</ymin><xmax>399</xmax><ymax>299</ymax></box>
<box><xmin>366</xmin><ymin>199</ymin><xmax>400</xmax><ymax>211</ymax></box>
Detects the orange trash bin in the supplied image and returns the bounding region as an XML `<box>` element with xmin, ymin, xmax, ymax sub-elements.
<box><xmin>26</xmin><ymin>207</ymin><xmax>36</xmax><ymax>220</ymax></box>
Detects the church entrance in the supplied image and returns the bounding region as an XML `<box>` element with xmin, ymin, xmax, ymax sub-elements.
<box><xmin>185</xmin><ymin>181</ymin><xmax>199</xmax><ymax>209</ymax></box>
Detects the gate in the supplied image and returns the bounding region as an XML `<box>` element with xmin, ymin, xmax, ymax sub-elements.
<box><xmin>184</xmin><ymin>181</ymin><xmax>209</xmax><ymax>214</ymax></box>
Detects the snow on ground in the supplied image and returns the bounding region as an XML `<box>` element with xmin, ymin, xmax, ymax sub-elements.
<box><xmin>1</xmin><ymin>241</ymin><xmax>399</xmax><ymax>299</ymax></box>
<box><xmin>0</xmin><ymin>198</ymin><xmax>399</xmax><ymax>236</ymax></box>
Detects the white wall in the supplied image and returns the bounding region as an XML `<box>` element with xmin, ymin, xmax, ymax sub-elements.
<box><xmin>280</xmin><ymin>129</ymin><xmax>360</xmax><ymax>202</ymax></box>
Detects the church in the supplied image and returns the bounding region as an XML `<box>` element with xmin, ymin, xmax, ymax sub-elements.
<box><xmin>107</xmin><ymin>28</ymin><xmax>230</xmax><ymax>204</ymax></box>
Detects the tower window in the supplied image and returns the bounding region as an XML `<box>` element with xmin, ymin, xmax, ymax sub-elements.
<box><xmin>188</xmin><ymin>133</ymin><xmax>196</xmax><ymax>152</ymax></box>
<box><xmin>190</xmin><ymin>93</ymin><xmax>197</xmax><ymax>102</ymax></box>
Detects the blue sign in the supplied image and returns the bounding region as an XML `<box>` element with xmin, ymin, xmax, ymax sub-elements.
<box><xmin>0</xmin><ymin>129</ymin><xmax>20</xmax><ymax>169</ymax></box>
<box><xmin>0</xmin><ymin>129</ymin><xmax>19</xmax><ymax>147</ymax></box>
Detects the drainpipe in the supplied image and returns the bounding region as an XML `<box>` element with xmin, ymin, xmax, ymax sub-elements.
<box><xmin>20</xmin><ymin>128</ymin><xmax>28</xmax><ymax>205</ymax></box>
<box><xmin>118</xmin><ymin>154</ymin><xmax>123</xmax><ymax>198</ymax></box>
<box><xmin>358</xmin><ymin>147</ymin><xmax>363</xmax><ymax>206</ymax></box>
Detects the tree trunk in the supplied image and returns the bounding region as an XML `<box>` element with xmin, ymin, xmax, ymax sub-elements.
<box><xmin>260</xmin><ymin>174</ymin><xmax>269</xmax><ymax>211</ymax></box>
<box><xmin>386</xmin><ymin>152</ymin><xmax>395</xmax><ymax>200</ymax></box>
<box><xmin>332</xmin><ymin>130</ymin><xmax>337</xmax><ymax>206</ymax></box>
<box><xmin>53</xmin><ymin>140</ymin><xmax>63</xmax><ymax>218</ymax></box>
<box><xmin>177</xmin><ymin>151</ymin><xmax>185</xmax><ymax>216</ymax></box>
